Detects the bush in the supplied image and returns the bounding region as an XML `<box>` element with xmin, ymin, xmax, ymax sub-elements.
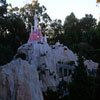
<box><xmin>0</xmin><ymin>44</ymin><xmax>14</xmax><ymax>66</ymax></box>
<box><xmin>65</xmin><ymin>61</ymin><xmax>75</xmax><ymax>66</ymax></box>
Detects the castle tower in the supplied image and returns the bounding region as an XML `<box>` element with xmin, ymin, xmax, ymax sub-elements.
<box><xmin>28</xmin><ymin>0</ymin><xmax>47</xmax><ymax>43</ymax></box>
<box><xmin>29</xmin><ymin>11</ymin><xmax>43</xmax><ymax>41</ymax></box>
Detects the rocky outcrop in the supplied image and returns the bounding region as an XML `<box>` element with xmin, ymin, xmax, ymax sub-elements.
<box><xmin>14</xmin><ymin>41</ymin><xmax>78</xmax><ymax>91</ymax></box>
<box><xmin>0</xmin><ymin>59</ymin><xmax>43</xmax><ymax>100</ymax></box>
<box><xmin>84</xmin><ymin>60</ymin><xmax>98</xmax><ymax>71</ymax></box>
<box><xmin>0</xmin><ymin>41</ymin><xmax>98</xmax><ymax>100</ymax></box>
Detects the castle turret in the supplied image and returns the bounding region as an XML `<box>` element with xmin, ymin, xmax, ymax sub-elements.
<box><xmin>29</xmin><ymin>11</ymin><xmax>43</xmax><ymax>42</ymax></box>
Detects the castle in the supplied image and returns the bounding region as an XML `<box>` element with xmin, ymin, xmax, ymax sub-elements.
<box><xmin>28</xmin><ymin>11</ymin><xmax>47</xmax><ymax>43</ymax></box>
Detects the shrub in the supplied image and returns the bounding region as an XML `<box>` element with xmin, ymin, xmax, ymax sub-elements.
<box><xmin>64</xmin><ymin>61</ymin><xmax>75</xmax><ymax>66</ymax></box>
<box><xmin>40</xmin><ymin>53</ymin><xmax>46</xmax><ymax>57</ymax></box>
<box><xmin>64</xmin><ymin>48</ymin><xmax>67</xmax><ymax>50</ymax></box>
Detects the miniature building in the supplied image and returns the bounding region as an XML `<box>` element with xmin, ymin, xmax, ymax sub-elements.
<box><xmin>29</xmin><ymin>11</ymin><xmax>47</xmax><ymax>43</ymax></box>
<box><xmin>56</xmin><ymin>63</ymin><xmax>75</xmax><ymax>83</ymax></box>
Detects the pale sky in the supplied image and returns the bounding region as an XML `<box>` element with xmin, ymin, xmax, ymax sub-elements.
<box><xmin>7</xmin><ymin>0</ymin><xmax>100</xmax><ymax>23</ymax></box>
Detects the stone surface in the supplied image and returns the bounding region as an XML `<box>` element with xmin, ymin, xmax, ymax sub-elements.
<box><xmin>0</xmin><ymin>41</ymin><xmax>98</xmax><ymax>100</ymax></box>
<box><xmin>15</xmin><ymin>41</ymin><xmax>78</xmax><ymax>91</ymax></box>
<box><xmin>0</xmin><ymin>59</ymin><xmax>43</xmax><ymax>100</ymax></box>
<box><xmin>84</xmin><ymin>60</ymin><xmax>98</xmax><ymax>71</ymax></box>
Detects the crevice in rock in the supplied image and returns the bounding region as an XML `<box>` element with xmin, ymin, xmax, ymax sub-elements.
<box><xmin>15</xmin><ymin>53</ymin><xmax>26</xmax><ymax>60</ymax></box>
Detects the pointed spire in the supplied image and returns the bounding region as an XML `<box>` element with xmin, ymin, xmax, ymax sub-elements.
<box><xmin>44</xmin><ymin>34</ymin><xmax>47</xmax><ymax>43</ymax></box>
<box><xmin>34</xmin><ymin>10</ymin><xmax>38</xmax><ymax>31</ymax></box>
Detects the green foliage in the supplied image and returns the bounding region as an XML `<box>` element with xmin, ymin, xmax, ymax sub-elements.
<box><xmin>62</xmin><ymin>13</ymin><xmax>80</xmax><ymax>46</ymax></box>
<box><xmin>8</xmin><ymin>1</ymin><xmax>51</xmax><ymax>34</ymax></box>
<box><xmin>43</xmin><ymin>79</ymin><xmax>68</xmax><ymax>100</ymax></box>
<box><xmin>69</xmin><ymin>56</ymin><xmax>96</xmax><ymax>100</ymax></box>
<box><xmin>0</xmin><ymin>44</ymin><xmax>13</xmax><ymax>65</ymax></box>
<box><xmin>95</xmin><ymin>63</ymin><xmax>100</xmax><ymax>100</ymax></box>
<box><xmin>0</xmin><ymin>0</ymin><xmax>7</xmax><ymax>16</ymax></box>
<box><xmin>47</xmin><ymin>19</ymin><xmax>63</xmax><ymax>44</ymax></box>
<box><xmin>59</xmin><ymin>13</ymin><xmax>100</xmax><ymax>62</ymax></box>
<box><xmin>43</xmin><ymin>88</ymin><xmax>59</xmax><ymax>100</ymax></box>
<box><xmin>65</xmin><ymin>61</ymin><xmax>75</xmax><ymax>66</ymax></box>
<box><xmin>0</xmin><ymin>15</ymin><xmax>28</xmax><ymax>65</ymax></box>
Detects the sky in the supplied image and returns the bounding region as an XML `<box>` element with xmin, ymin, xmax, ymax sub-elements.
<box><xmin>7</xmin><ymin>0</ymin><xmax>100</xmax><ymax>23</ymax></box>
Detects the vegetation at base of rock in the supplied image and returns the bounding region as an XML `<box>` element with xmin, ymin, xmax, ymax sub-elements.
<box><xmin>68</xmin><ymin>56</ymin><xmax>96</xmax><ymax>100</ymax></box>
<box><xmin>43</xmin><ymin>57</ymin><xmax>98</xmax><ymax>100</ymax></box>
<box><xmin>65</xmin><ymin>61</ymin><xmax>75</xmax><ymax>66</ymax></box>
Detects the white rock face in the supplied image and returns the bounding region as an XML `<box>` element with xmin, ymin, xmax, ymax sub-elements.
<box><xmin>84</xmin><ymin>60</ymin><xmax>98</xmax><ymax>71</ymax></box>
<box><xmin>0</xmin><ymin>40</ymin><xmax>98</xmax><ymax>100</ymax></box>
<box><xmin>0</xmin><ymin>59</ymin><xmax>43</xmax><ymax>100</ymax></box>
<box><xmin>15</xmin><ymin>41</ymin><xmax>78</xmax><ymax>91</ymax></box>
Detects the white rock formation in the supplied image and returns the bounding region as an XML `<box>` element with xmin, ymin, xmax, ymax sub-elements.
<box><xmin>84</xmin><ymin>60</ymin><xmax>98</xmax><ymax>71</ymax></box>
<box><xmin>0</xmin><ymin>40</ymin><xmax>98</xmax><ymax>100</ymax></box>
<box><xmin>14</xmin><ymin>41</ymin><xmax>78</xmax><ymax>91</ymax></box>
<box><xmin>0</xmin><ymin>59</ymin><xmax>43</xmax><ymax>100</ymax></box>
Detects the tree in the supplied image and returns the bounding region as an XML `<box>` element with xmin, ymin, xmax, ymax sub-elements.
<box><xmin>43</xmin><ymin>88</ymin><xmax>58</xmax><ymax>100</ymax></box>
<box><xmin>0</xmin><ymin>2</ymin><xmax>28</xmax><ymax>65</ymax></box>
<box><xmin>0</xmin><ymin>0</ymin><xmax>7</xmax><ymax>16</ymax></box>
<box><xmin>63</xmin><ymin>13</ymin><xmax>81</xmax><ymax>52</ymax></box>
<box><xmin>95</xmin><ymin>63</ymin><xmax>100</xmax><ymax>100</ymax></box>
<box><xmin>63</xmin><ymin>13</ymin><xmax>99</xmax><ymax>62</ymax></box>
<box><xmin>47</xmin><ymin>19</ymin><xmax>63</xmax><ymax>44</ymax></box>
<box><xmin>8</xmin><ymin>1</ymin><xmax>51</xmax><ymax>34</ymax></box>
<box><xmin>80</xmin><ymin>14</ymin><xmax>96</xmax><ymax>33</ymax></box>
<box><xmin>69</xmin><ymin>56</ymin><xmax>95</xmax><ymax>100</ymax></box>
